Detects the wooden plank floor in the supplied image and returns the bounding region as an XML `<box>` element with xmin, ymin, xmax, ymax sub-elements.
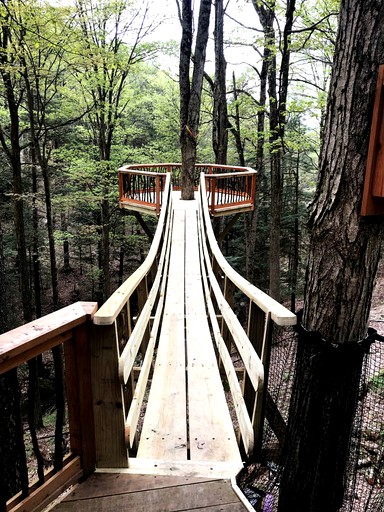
<box><xmin>136</xmin><ymin>196</ymin><xmax>242</xmax><ymax>471</ymax></box>
<box><xmin>47</xmin><ymin>197</ymin><xmax>250</xmax><ymax>512</ymax></box>
<box><xmin>50</xmin><ymin>472</ymin><xmax>249</xmax><ymax>512</ymax></box>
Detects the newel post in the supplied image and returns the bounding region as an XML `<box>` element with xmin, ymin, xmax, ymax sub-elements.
<box><xmin>65</xmin><ymin>302</ymin><xmax>98</xmax><ymax>477</ymax></box>
<box><xmin>91</xmin><ymin>321</ymin><xmax>129</xmax><ymax>468</ymax></box>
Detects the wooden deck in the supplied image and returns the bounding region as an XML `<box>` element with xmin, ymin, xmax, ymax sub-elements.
<box><xmin>135</xmin><ymin>196</ymin><xmax>241</xmax><ymax>471</ymax></box>
<box><xmin>49</xmin><ymin>472</ymin><xmax>249</xmax><ymax>511</ymax></box>
<box><xmin>48</xmin><ymin>196</ymin><xmax>250</xmax><ymax>510</ymax></box>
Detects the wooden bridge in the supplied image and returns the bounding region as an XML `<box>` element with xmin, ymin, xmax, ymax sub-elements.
<box><xmin>0</xmin><ymin>164</ymin><xmax>296</xmax><ymax>512</ymax></box>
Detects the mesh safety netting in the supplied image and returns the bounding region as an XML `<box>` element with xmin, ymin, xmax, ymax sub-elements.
<box><xmin>238</xmin><ymin>323</ymin><xmax>384</xmax><ymax>512</ymax></box>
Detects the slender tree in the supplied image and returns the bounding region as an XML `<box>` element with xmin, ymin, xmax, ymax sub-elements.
<box><xmin>212</xmin><ymin>0</ymin><xmax>228</xmax><ymax>165</ymax></box>
<box><xmin>74</xmin><ymin>0</ymin><xmax>156</xmax><ymax>301</ymax></box>
<box><xmin>279</xmin><ymin>1</ymin><xmax>384</xmax><ymax>511</ymax></box>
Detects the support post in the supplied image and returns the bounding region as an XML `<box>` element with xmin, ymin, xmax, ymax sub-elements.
<box><xmin>91</xmin><ymin>323</ymin><xmax>128</xmax><ymax>468</ymax></box>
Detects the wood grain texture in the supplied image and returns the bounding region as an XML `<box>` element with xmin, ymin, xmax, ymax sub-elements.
<box><xmin>184</xmin><ymin>208</ymin><xmax>241</xmax><ymax>463</ymax></box>
<box><xmin>55</xmin><ymin>476</ymin><xmax>247</xmax><ymax>512</ymax></box>
<box><xmin>137</xmin><ymin>208</ymin><xmax>187</xmax><ymax>460</ymax></box>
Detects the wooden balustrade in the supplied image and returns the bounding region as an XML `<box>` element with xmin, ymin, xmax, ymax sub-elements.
<box><xmin>198</xmin><ymin>175</ymin><xmax>296</xmax><ymax>457</ymax></box>
<box><xmin>118</xmin><ymin>163</ymin><xmax>256</xmax><ymax>216</ymax></box>
<box><xmin>0</xmin><ymin>301</ymin><xmax>97</xmax><ymax>512</ymax></box>
<box><xmin>92</xmin><ymin>173</ymin><xmax>172</xmax><ymax>467</ymax></box>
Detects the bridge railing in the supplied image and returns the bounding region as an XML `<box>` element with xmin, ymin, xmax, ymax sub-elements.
<box><xmin>118</xmin><ymin>163</ymin><xmax>256</xmax><ymax>216</ymax></box>
<box><xmin>92</xmin><ymin>172</ymin><xmax>173</xmax><ymax>467</ymax></box>
<box><xmin>199</xmin><ymin>174</ymin><xmax>297</xmax><ymax>456</ymax></box>
<box><xmin>0</xmin><ymin>302</ymin><xmax>97</xmax><ymax>512</ymax></box>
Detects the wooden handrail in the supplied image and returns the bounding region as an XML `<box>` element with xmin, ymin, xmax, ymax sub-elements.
<box><xmin>199</xmin><ymin>173</ymin><xmax>296</xmax><ymax>326</ymax></box>
<box><xmin>0</xmin><ymin>302</ymin><xmax>97</xmax><ymax>512</ymax></box>
<box><xmin>95</xmin><ymin>172</ymin><xmax>171</xmax><ymax>325</ymax></box>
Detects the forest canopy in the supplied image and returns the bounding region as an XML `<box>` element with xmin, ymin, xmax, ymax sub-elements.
<box><xmin>0</xmin><ymin>0</ymin><xmax>339</xmax><ymax>329</ymax></box>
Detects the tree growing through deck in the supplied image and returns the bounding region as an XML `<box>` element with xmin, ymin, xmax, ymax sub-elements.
<box><xmin>178</xmin><ymin>0</ymin><xmax>212</xmax><ymax>200</ymax></box>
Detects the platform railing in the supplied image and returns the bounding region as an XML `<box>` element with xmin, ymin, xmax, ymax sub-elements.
<box><xmin>0</xmin><ymin>302</ymin><xmax>97</xmax><ymax>512</ymax></box>
<box><xmin>118</xmin><ymin>163</ymin><xmax>256</xmax><ymax>216</ymax></box>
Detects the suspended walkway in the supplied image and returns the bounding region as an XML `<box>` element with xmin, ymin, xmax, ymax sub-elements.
<box><xmin>0</xmin><ymin>164</ymin><xmax>296</xmax><ymax>512</ymax></box>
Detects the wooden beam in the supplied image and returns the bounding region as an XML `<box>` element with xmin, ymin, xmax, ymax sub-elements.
<box><xmin>0</xmin><ymin>302</ymin><xmax>97</xmax><ymax>375</ymax></box>
<box><xmin>7</xmin><ymin>457</ymin><xmax>82</xmax><ymax>512</ymax></box>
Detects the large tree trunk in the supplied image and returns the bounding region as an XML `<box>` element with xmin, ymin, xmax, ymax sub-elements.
<box><xmin>0</xmin><ymin>221</ymin><xmax>6</xmax><ymax>335</ymax></box>
<box><xmin>245</xmin><ymin>51</ymin><xmax>268</xmax><ymax>285</ymax></box>
<box><xmin>0</xmin><ymin>370</ymin><xmax>29</xmax><ymax>508</ymax></box>
<box><xmin>279</xmin><ymin>2</ymin><xmax>384</xmax><ymax>511</ymax></box>
<box><xmin>179</xmin><ymin>0</ymin><xmax>212</xmax><ymax>199</ymax></box>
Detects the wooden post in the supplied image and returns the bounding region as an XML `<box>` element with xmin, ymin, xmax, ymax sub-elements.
<box><xmin>244</xmin><ymin>303</ymin><xmax>272</xmax><ymax>458</ymax></box>
<box><xmin>211</xmin><ymin>177</ymin><xmax>216</xmax><ymax>214</ymax></box>
<box><xmin>137</xmin><ymin>278</ymin><xmax>150</xmax><ymax>353</ymax></box>
<box><xmin>155</xmin><ymin>175</ymin><xmax>161</xmax><ymax>215</ymax></box>
<box><xmin>91</xmin><ymin>323</ymin><xmax>128</xmax><ymax>468</ymax></box>
<box><xmin>65</xmin><ymin>320</ymin><xmax>96</xmax><ymax>476</ymax></box>
<box><xmin>222</xmin><ymin>276</ymin><xmax>236</xmax><ymax>352</ymax></box>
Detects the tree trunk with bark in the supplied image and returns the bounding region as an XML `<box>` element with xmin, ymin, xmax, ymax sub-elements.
<box><xmin>279</xmin><ymin>2</ymin><xmax>384</xmax><ymax>511</ymax></box>
<box><xmin>252</xmin><ymin>0</ymin><xmax>295</xmax><ymax>301</ymax></box>
<box><xmin>245</xmin><ymin>46</ymin><xmax>268</xmax><ymax>285</ymax></box>
<box><xmin>212</xmin><ymin>0</ymin><xmax>228</xmax><ymax>165</ymax></box>
<box><xmin>179</xmin><ymin>0</ymin><xmax>212</xmax><ymax>199</ymax></box>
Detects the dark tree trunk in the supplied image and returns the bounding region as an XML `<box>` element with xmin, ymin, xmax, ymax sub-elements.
<box><xmin>0</xmin><ymin>221</ymin><xmax>6</xmax><ymax>335</ymax></box>
<box><xmin>101</xmin><ymin>192</ymin><xmax>111</xmax><ymax>301</ymax></box>
<box><xmin>230</xmin><ymin>72</ymin><xmax>245</xmax><ymax>167</ymax></box>
<box><xmin>0</xmin><ymin>50</ymin><xmax>32</xmax><ymax>322</ymax></box>
<box><xmin>279</xmin><ymin>2</ymin><xmax>384</xmax><ymax>511</ymax></box>
<box><xmin>52</xmin><ymin>345</ymin><xmax>65</xmax><ymax>472</ymax></box>
<box><xmin>61</xmin><ymin>212</ymin><xmax>71</xmax><ymax>274</ymax></box>
<box><xmin>212</xmin><ymin>0</ymin><xmax>228</xmax><ymax>165</ymax></box>
<box><xmin>0</xmin><ymin>370</ymin><xmax>29</xmax><ymax>506</ymax></box>
<box><xmin>40</xmin><ymin>162</ymin><xmax>59</xmax><ymax>309</ymax></box>
<box><xmin>245</xmin><ymin>48</ymin><xmax>268</xmax><ymax>285</ymax></box>
<box><xmin>32</xmin><ymin>149</ymin><xmax>42</xmax><ymax>318</ymax></box>
<box><xmin>179</xmin><ymin>0</ymin><xmax>212</xmax><ymax>199</ymax></box>
<box><xmin>252</xmin><ymin>0</ymin><xmax>295</xmax><ymax>301</ymax></box>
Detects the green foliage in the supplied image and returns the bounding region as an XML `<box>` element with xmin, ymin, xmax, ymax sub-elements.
<box><xmin>370</xmin><ymin>370</ymin><xmax>384</xmax><ymax>395</ymax></box>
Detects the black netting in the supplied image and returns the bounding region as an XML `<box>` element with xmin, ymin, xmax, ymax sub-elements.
<box><xmin>238</xmin><ymin>324</ymin><xmax>384</xmax><ymax>512</ymax></box>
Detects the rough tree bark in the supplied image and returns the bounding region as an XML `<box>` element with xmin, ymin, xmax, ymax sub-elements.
<box><xmin>245</xmin><ymin>45</ymin><xmax>268</xmax><ymax>286</ymax></box>
<box><xmin>179</xmin><ymin>0</ymin><xmax>212</xmax><ymax>199</ymax></box>
<box><xmin>279</xmin><ymin>1</ymin><xmax>384</xmax><ymax>511</ymax></box>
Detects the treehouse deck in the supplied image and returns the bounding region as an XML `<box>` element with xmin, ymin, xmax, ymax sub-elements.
<box><xmin>1</xmin><ymin>164</ymin><xmax>296</xmax><ymax>512</ymax></box>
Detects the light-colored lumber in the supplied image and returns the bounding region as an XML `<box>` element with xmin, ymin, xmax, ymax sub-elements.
<box><xmin>137</xmin><ymin>208</ymin><xmax>187</xmax><ymax>460</ymax></box>
<box><xmin>102</xmin><ymin>459</ymin><xmax>243</xmax><ymax>479</ymax></box>
<box><xmin>94</xmin><ymin>174</ymin><xmax>171</xmax><ymax>325</ymax></box>
<box><xmin>8</xmin><ymin>457</ymin><xmax>82</xmax><ymax>512</ymax></box>
<box><xmin>91</xmin><ymin>323</ymin><xmax>128</xmax><ymax>468</ymax></box>
<box><xmin>0</xmin><ymin>302</ymin><xmax>97</xmax><ymax>375</ymax></box>
<box><xmin>54</xmin><ymin>477</ymin><xmax>246</xmax><ymax>512</ymax></box>
<box><xmin>125</xmin><ymin>224</ymin><xmax>172</xmax><ymax>447</ymax></box>
<box><xmin>200</xmin><ymin>174</ymin><xmax>296</xmax><ymax>326</ymax></box>
<box><xmin>184</xmin><ymin>208</ymin><xmax>241</xmax><ymax>464</ymax></box>
<box><xmin>118</xmin><ymin>204</ymin><xmax>172</xmax><ymax>384</ymax></box>
<box><xmin>63</xmin><ymin>473</ymin><xmax>214</xmax><ymax>501</ymax></box>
